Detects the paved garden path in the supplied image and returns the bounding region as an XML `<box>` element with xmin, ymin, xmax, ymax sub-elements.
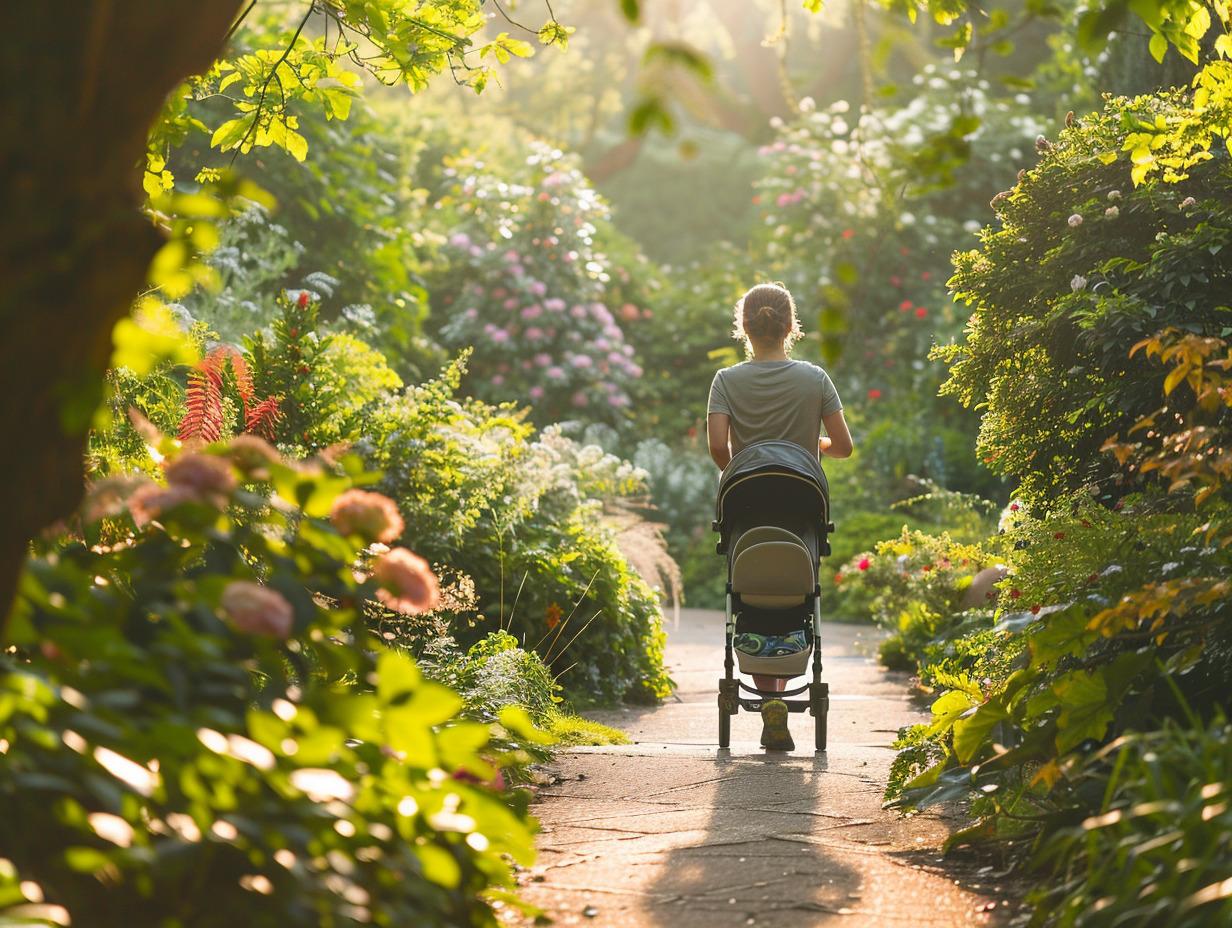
<box><xmin>511</xmin><ymin>609</ymin><xmax>1026</xmax><ymax>928</ymax></box>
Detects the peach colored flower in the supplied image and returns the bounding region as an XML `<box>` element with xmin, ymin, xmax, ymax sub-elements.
<box><xmin>163</xmin><ymin>453</ymin><xmax>238</xmax><ymax>505</ymax></box>
<box><xmin>330</xmin><ymin>490</ymin><xmax>405</xmax><ymax>544</ymax></box>
<box><xmin>127</xmin><ymin>482</ymin><xmax>196</xmax><ymax>528</ymax></box>
<box><xmin>372</xmin><ymin>548</ymin><xmax>440</xmax><ymax>615</ymax></box>
<box><xmin>220</xmin><ymin>581</ymin><xmax>294</xmax><ymax>639</ymax></box>
<box><xmin>82</xmin><ymin>475</ymin><xmax>156</xmax><ymax>524</ymax></box>
<box><xmin>225</xmin><ymin>435</ymin><xmax>281</xmax><ymax>478</ymax></box>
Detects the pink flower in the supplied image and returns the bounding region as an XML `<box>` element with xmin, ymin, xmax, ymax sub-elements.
<box><xmin>569</xmin><ymin>355</ymin><xmax>593</xmax><ymax>368</ymax></box>
<box><xmin>449</xmin><ymin>233</ymin><xmax>471</xmax><ymax>248</ymax></box>
<box><xmin>163</xmin><ymin>453</ymin><xmax>238</xmax><ymax>506</ymax></box>
<box><xmin>372</xmin><ymin>548</ymin><xmax>440</xmax><ymax>615</ymax></box>
<box><xmin>225</xmin><ymin>435</ymin><xmax>281</xmax><ymax>478</ymax></box>
<box><xmin>547</xmin><ymin>366</ymin><xmax>565</xmax><ymax>380</ymax></box>
<box><xmin>890</xmin><ymin>276</ymin><xmax>902</xmax><ymax>287</ymax></box>
<box><xmin>530</xmin><ymin>281</ymin><xmax>548</xmax><ymax>297</ymax></box>
<box><xmin>619</xmin><ymin>303</ymin><xmax>640</xmax><ymax>322</ymax></box>
<box><xmin>490</xmin><ymin>330</ymin><xmax>510</xmax><ymax>343</ymax></box>
<box><xmin>521</xmin><ymin>305</ymin><xmax>543</xmax><ymax>320</ymax></box>
<box><xmin>545</xmin><ymin>298</ymin><xmax>566</xmax><ymax>313</ymax></box>
<box><xmin>858</xmin><ymin>557</ymin><xmax>871</xmax><ymax>571</ymax></box>
<box><xmin>571</xmin><ymin>392</ymin><xmax>589</xmax><ymax>407</ymax></box>
<box><xmin>570</xmin><ymin>305</ymin><xmax>587</xmax><ymax>319</ymax></box>
<box><xmin>82</xmin><ymin>475</ymin><xmax>156</xmax><ymax>524</ymax></box>
<box><xmin>330</xmin><ymin>489</ymin><xmax>405</xmax><ymax>544</ymax></box>
<box><xmin>220</xmin><ymin>581</ymin><xmax>294</xmax><ymax>639</ymax></box>
<box><xmin>503</xmin><ymin>297</ymin><xmax>519</xmax><ymax>310</ymax></box>
<box><xmin>525</xmin><ymin>327</ymin><xmax>545</xmax><ymax>341</ymax></box>
<box><xmin>529</xmin><ymin>386</ymin><xmax>545</xmax><ymax>399</ymax></box>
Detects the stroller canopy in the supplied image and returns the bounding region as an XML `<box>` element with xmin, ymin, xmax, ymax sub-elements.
<box><xmin>715</xmin><ymin>440</ymin><xmax>830</xmax><ymax>530</ymax></box>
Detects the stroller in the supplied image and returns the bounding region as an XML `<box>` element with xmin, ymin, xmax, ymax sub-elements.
<box><xmin>712</xmin><ymin>440</ymin><xmax>834</xmax><ymax>751</ymax></box>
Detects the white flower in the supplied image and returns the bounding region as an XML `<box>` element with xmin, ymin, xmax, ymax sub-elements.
<box><xmin>1068</xmin><ymin>213</ymin><xmax>1084</xmax><ymax>227</ymax></box>
<box><xmin>1181</xmin><ymin>196</ymin><xmax>1197</xmax><ymax>209</ymax></box>
<box><xmin>1107</xmin><ymin>190</ymin><xmax>1121</xmax><ymax>200</ymax></box>
<box><xmin>1071</xmin><ymin>275</ymin><xmax>1088</xmax><ymax>291</ymax></box>
<box><xmin>1105</xmin><ymin>206</ymin><xmax>1119</xmax><ymax>218</ymax></box>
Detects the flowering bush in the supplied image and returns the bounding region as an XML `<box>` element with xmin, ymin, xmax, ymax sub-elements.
<box><xmin>425</xmin><ymin>141</ymin><xmax>645</xmax><ymax>427</ymax></box>
<box><xmin>362</xmin><ymin>356</ymin><xmax>673</xmax><ymax>704</ymax></box>
<box><xmin>2</xmin><ymin>437</ymin><xmax>541</xmax><ymax>928</ymax></box>
<box><xmin>751</xmin><ymin>68</ymin><xmax>1048</xmax><ymax>500</ymax></box>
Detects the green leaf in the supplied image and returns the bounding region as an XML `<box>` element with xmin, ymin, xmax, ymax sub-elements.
<box><xmin>1029</xmin><ymin>603</ymin><xmax>1098</xmax><ymax>668</ymax></box>
<box><xmin>211</xmin><ymin>116</ymin><xmax>254</xmax><ymax>153</ymax></box>
<box><xmin>952</xmin><ymin>698</ymin><xmax>1009</xmax><ymax>763</ymax></box>
<box><xmin>1054</xmin><ymin>670</ymin><xmax>1112</xmax><ymax>752</ymax></box>
<box><xmin>1149</xmin><ymin>31</ymin><xmax>1169</xmax><ymax>62</ymax></box>
<box><xmin>619</xmin><ymin>0</ymin><xmax>640</xmax><ymax>22</ymax></box>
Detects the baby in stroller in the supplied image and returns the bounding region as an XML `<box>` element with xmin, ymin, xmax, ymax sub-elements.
<box><xmin>707</xmin><ymin>284</ymin><xmax>852</xmax><ymax>751</ymax></box>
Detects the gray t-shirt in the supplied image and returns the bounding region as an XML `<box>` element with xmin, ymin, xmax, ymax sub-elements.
<box><xmin>707</xmin><ymin>360</ymin><xmax>843</xmax><ymax>458</ymax></box>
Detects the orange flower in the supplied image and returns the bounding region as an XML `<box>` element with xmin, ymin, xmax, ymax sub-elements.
<box><xmin>545</xmin><ymin>603</ymin><xmax>563</xmax><ymax>630</ymax></box>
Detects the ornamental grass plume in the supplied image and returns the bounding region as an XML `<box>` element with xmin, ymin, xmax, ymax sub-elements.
<box><xmin>372</xmin><ymin>547</ymin><xmax>440</xmax><ymax>615</ymax></box>
<box><xmin>330</xmin><ymin>489</ymin><xmax>405</xmax><ymax>544</ymax></box>
<box><xmin>220</xmin><ymin>580</ymin><xmax>294</xmax><ymax>639</ymax></box>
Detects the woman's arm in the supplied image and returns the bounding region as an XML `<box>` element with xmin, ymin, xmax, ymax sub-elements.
<box><xmin>707</xmin><ymin>412</ymin><xmax>732</xmax><ymax>469</ymax></box>
<box><xmin>819</xmin><ymin>408</ymin><xmax>853</xmax><ymax>458</ymax></box>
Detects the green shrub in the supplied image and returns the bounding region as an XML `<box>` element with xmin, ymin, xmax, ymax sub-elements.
<box><xmin>1029</xmin><ymin>714</ymin><xmax>1232</xmax><ymax>928</ymax></box>
<box><xmin>366</xmin><ymin>357</ymin><xmax>673</xmax><ymax>705</ymax></box>
<box><xmin>1</xmin><ymin>438</ymin><xmax>540</xmax><ymax>928</ymax></box>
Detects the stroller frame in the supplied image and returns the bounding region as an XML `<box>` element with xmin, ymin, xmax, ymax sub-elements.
<box><xmin>712</xmin><ymin>440</ymin><xmax>835</xmax><ymax>752</ymax></box>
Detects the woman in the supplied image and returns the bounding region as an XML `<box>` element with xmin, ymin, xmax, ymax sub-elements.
<box><xmin>706</xmin><ymin>283</ymin><xmax>853</xmax><ymax>750</ymax></box>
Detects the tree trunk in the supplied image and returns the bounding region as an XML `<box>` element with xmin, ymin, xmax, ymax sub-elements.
<box><xmin>0</xmin><ymin>0</ymin><xmax>243</xmax><ymax>629</ymax></box>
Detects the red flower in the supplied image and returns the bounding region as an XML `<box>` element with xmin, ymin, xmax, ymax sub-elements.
<box><xmin>1031</xmin><ymin>605</ymin><xmax>1042</xmax><ymax>615</ymax></box>
<box><xmin>921</xmin><ymin>271</ymin><xmax>932</xmax><ymax>281</ymax></box>
<box><xmin>915</xmin><ymin>307</ymin><xmax>927</xmax><ymax>318</ymax></box>
<box><xmin>297</xmin><ymin>292</ymin><xmax>310</xmax><ymax>308</ymax></box>
<box><xmin>841</xmin><ymin>229</ymin><xmax>855</xmax><ymax>239</ymax></box>
<box><xmin>1054</xmin><ymin>532</ymin><xmax>1066</xmax><ymax>539</ymax></box>
<box><xmin>545</xmin><ymin>603</ymin><xmax>563</xmax><ymax>630</ymax></box>
<box><xmin>752</xmin><ymin>196</ymin><xmax>761</xmax><ymax>203</ymax></box>
<box><xmin>899</xmin><ymin>300</ymin><xmax>913</xmax><ymax>311</ymax></box>
<box><xmin>1010</xmin><ymin>502</ymin><xmax>1020</xmax><ymax>511</ymax></box>
<box><xmin>868</xmin><ymin>389</ymin><xmax>882</xmax><ymax>399</ymax></box>
<box><xmin>858</xmin><ymin>557</ymin><xmax>871</xmax><ymax>571</ymax></box>
<box><xmin>923</xmin><ymin>564</ymin><xmax>932</xmax><ymax>572</ymax></box>
<box><xmin>890</xmin><ymin>276</ymin><xmax>902</xmax><ymax>287</ymax></box>
<box><xmin>1010</xmin><ymin>588</ymin><xmax>1022</xmax><ymax>599</ymax></box>
<box><xmin>1081</xmin><ymin>519</ymin><xmax>1092</xmax><ymax>527</ymax></box>
<box><xmin>834</xmin><ymin>572</ymin><xmax>843</xmax><ymax>585</ymax></box>
<box><xmin>1087</xmin><ymin>574</ymin><xmax>1099</xmax><ymax>584</ymax></box>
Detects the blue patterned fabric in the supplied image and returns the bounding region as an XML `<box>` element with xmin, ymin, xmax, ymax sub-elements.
<box><xmin>733</xmin><ymin>629</ymin><xmax>809</xmax><ymax>659</ymax></box>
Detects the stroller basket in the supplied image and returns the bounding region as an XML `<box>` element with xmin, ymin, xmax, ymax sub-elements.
<box><xmin>712</xmin><ymin>440</ymin><xmax>835</xmax><ymax>751</ymax></box>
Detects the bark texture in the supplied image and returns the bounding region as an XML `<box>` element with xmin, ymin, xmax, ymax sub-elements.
<box><xmin>0</xmin><ymin>0</ymin><xmax>244</xmax><ymax>627</ymax></box>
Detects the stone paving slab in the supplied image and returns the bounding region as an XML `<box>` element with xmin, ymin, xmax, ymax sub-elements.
<box><xmin>507</xmin><ymin>611</ymin><xmax>1026</xmax><ymax>928</ymax></box>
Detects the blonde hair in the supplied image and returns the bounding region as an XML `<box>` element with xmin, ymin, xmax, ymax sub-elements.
<box><xmin>732</xmin><ymin>283</ymin><xmax>803</xmax><ymax>353</ymax></box>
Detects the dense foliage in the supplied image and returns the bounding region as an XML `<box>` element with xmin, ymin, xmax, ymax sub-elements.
<box><xmin>1</xmin><ymin>438</ymin><xmax>541</xmax><ymax>927</ymax></box>
<box><xmin>885</xmin><ymin>86</ymin><xmax>1232</xmax><ymax>927</ymax></box>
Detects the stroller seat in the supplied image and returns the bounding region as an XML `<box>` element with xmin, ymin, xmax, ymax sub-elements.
<box><xmin>730</xmin><ymin>526</ymin><xmax>816</xmax><ymax>608</ymax></box>
<box><xmin>712</xmin><ymin>440</ymin><xmax>835</xmax><ymax>751</ymax></box>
